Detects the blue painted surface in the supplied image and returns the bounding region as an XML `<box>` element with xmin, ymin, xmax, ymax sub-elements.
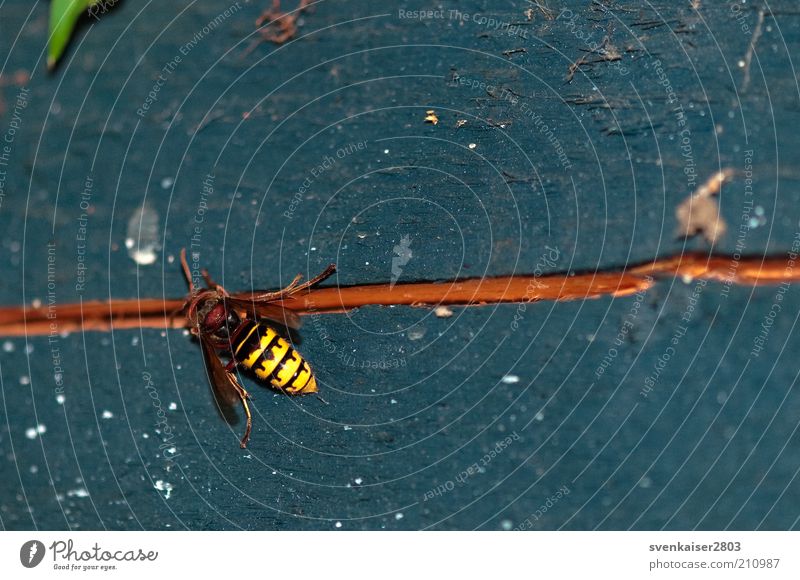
<box><xmin>1</xmin><ymin>0</ymin><xmax>799</xmax><ymax>530</ymax></box>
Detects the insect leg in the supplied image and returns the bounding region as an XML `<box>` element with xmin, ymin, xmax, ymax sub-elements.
<box><xmin>179</xmin><ymin>248</ymin><xmax>194</xmax><ymax>292</ymax></box>
<box><xmin>238</xmin><ymin>387</ymin><xmax>252</xmax><ymax>448</ymax></box>
<box><xmin>286</xmin><ymin>263</ymin><xmax>336</xmax><ymax>295</ymax></box>
<box><xmin>201</xmin><ymin>268</ymin><xmax>219</xmax><ymax>289</ymax></box>
<box><xmin>244</xmin><ymin>264</ymin><xmax>336</xmax><ymax>302</ymax></box>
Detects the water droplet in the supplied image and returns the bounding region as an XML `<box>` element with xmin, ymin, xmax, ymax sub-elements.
<box><xmin>126</xmin><ymin>205</ymin><xmax>161</xmax><ymax>266</ymax></box>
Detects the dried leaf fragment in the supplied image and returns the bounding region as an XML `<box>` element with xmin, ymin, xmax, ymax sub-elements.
<box><xmin>675</xmin><ymin>169</ymin><xmax>734</xmax><ymax>244</ymax></box>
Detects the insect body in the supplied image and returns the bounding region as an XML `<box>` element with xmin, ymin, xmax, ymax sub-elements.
<box><xmin>178</xmin><ymin>249</ymin><xmax>335</xmax><ymax>447</ymax></box>
<box><xmin>233</xmin><ymin>321</ymin><xmax>317</xmax><ymax>395</ymax></box>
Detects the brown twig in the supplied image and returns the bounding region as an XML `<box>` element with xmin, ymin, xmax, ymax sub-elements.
<box><xmin>0</xmin><ymin>251</ymin><xmax>797</xmax><ymax>337</ymax></box>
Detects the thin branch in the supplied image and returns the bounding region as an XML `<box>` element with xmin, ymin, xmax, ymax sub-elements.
<box><xmin>0</xmin><ymin>252</ymin><xmax>796</xmax><ymax>337</ymax></box>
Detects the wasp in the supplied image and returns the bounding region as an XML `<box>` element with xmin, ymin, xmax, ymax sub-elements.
<box><xmin>178</xmin><ymin>248</ymin><xmax>336</xmax><ymax>448</ymax></box>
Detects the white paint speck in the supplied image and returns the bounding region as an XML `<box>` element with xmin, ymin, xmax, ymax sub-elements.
<box><xmin>501</xmin><ymin>519</ymin><xmax>513</xmax><ymax>530</ymax></box>
<box><xmin>155</xmin><ymin>480</ymin><xmax>174</xmax><ymax>499</ymax></box>
<box><xmin>25</xmin><ymin>424</ymin><xmax>46</xmax><ymax>439</ymax></box>
<box><xmin>56</xmin><ymin>394</ymin><xmax>66</xmax><ymax>405</ymax></box>
<box><xmin>468</xmin><ymin>143</ymin><xmax>476</xmax><ymax>149</ymax></box>
<box><xmin>160</xmin><ymin>177</ymin><xmax>174</xmax><ymax>189</ymax></box>
<box><xmin>395</xmin><ymin>512</ymin><xmax>404</xmax><ymax>520</ymax></box>
<box><xmin>2</xmin><ymin>341</ymin><xmax>14</xmax><ymax>352</ymax></box>
<box><xmin>535</xmin><ymin>411</ymin><xmax>545</xmax><ymax>422</ymax></box>
<box><xmin>19</xmin><ymin>375</ymin><xmax>30</xmax><ymax>385</ymax></box>
<box><xmin>67</xmin><ymin>488</ymin><xmax>90</xmax><ymax>498</ymax></box>
<box><xmin>354</xmin><ymin>477</ymin><xmax>363</xmax><ymax>485</ymax></box>
<box><xmin>501</xmin><ymin>375</ymin><xmax>520</xmax><ymax>384</ymax></box>
<box><xmin>334</xmin><ymin>521</ymin><xmax>342</xmax><ymax>528</ymax></box>
<box><xmin>343</xmin><ymin>425</ymin><xmax>352</xmax><ymax>431</ymax></box>
<box><xmin>169</xmin><ymin>402</ymin><xmax>177</xmax><ymax>411</ymax></box>
<box><xmin>102</xmin><ymin>410</ymin><xmax>114</xmax><ymax>419</ymax></box>
<box><xmin>407</xmin><ymin>326</ymin><xmax>426</xmax><ymax>341</ymax></box>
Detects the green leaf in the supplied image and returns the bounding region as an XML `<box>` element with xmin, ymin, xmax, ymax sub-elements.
<box><xmin>47</xmin><ymin>0</ymin><xmax>102</xmax><ymax>70</ymax></box>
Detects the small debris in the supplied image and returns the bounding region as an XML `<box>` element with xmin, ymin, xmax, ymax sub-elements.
<box><xmin>434</xmin><ymin>306</ymin><xmax>454</xmax><ymax>318</ymax></box>
<box><xmin>468</xmin><ymin>143</ymin><xmax>477</xmax><ymax>149</ymax></box>
<box><xmin>424</xmin><ymin>110</ymin><xmax>439</xmax><ymax>125</ymax></box>
<box><xmin>501</xmin><ymin>375</ymin><xmax>520</xmax><ymax>384</ymax></box>
<box><xmin>502</xmin><ymin>48</ymin><xmax>527</xmax><ymax>58</ymax></box>
<box><xmin>101</xmin><ymin>410</ymin><xmax>114</xmax><ymax>419</ymax></box>
<box><xmin>455</xmin><ymin>119</ymin><xmax>467</xmax><ymax>129</ymax></box>
<box><xmin>526</xmin><ymin>0</ymin><xmax>555</xmax><ymax>20</ymax></box>
<box><xmin>247</xmin><ymin>0</ymin><xmax>312</xmax><ymax>48</ymax></box>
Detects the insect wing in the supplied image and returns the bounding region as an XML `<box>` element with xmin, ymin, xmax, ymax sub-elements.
<box><xmin>199</xmin><ymin>334</ymin><xmax>243</xmax><ymax>406</ymax></box>
<box><xmin>225</xmin><ymin>297</ymin><xmax>302</xmax><ymax>329</ymax></box>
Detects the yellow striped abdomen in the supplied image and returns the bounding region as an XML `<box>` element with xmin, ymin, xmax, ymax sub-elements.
<box><xmin>233</xmin><ymin>321</ymin><xmax>317</xmax><ymax>395</ymax></box>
